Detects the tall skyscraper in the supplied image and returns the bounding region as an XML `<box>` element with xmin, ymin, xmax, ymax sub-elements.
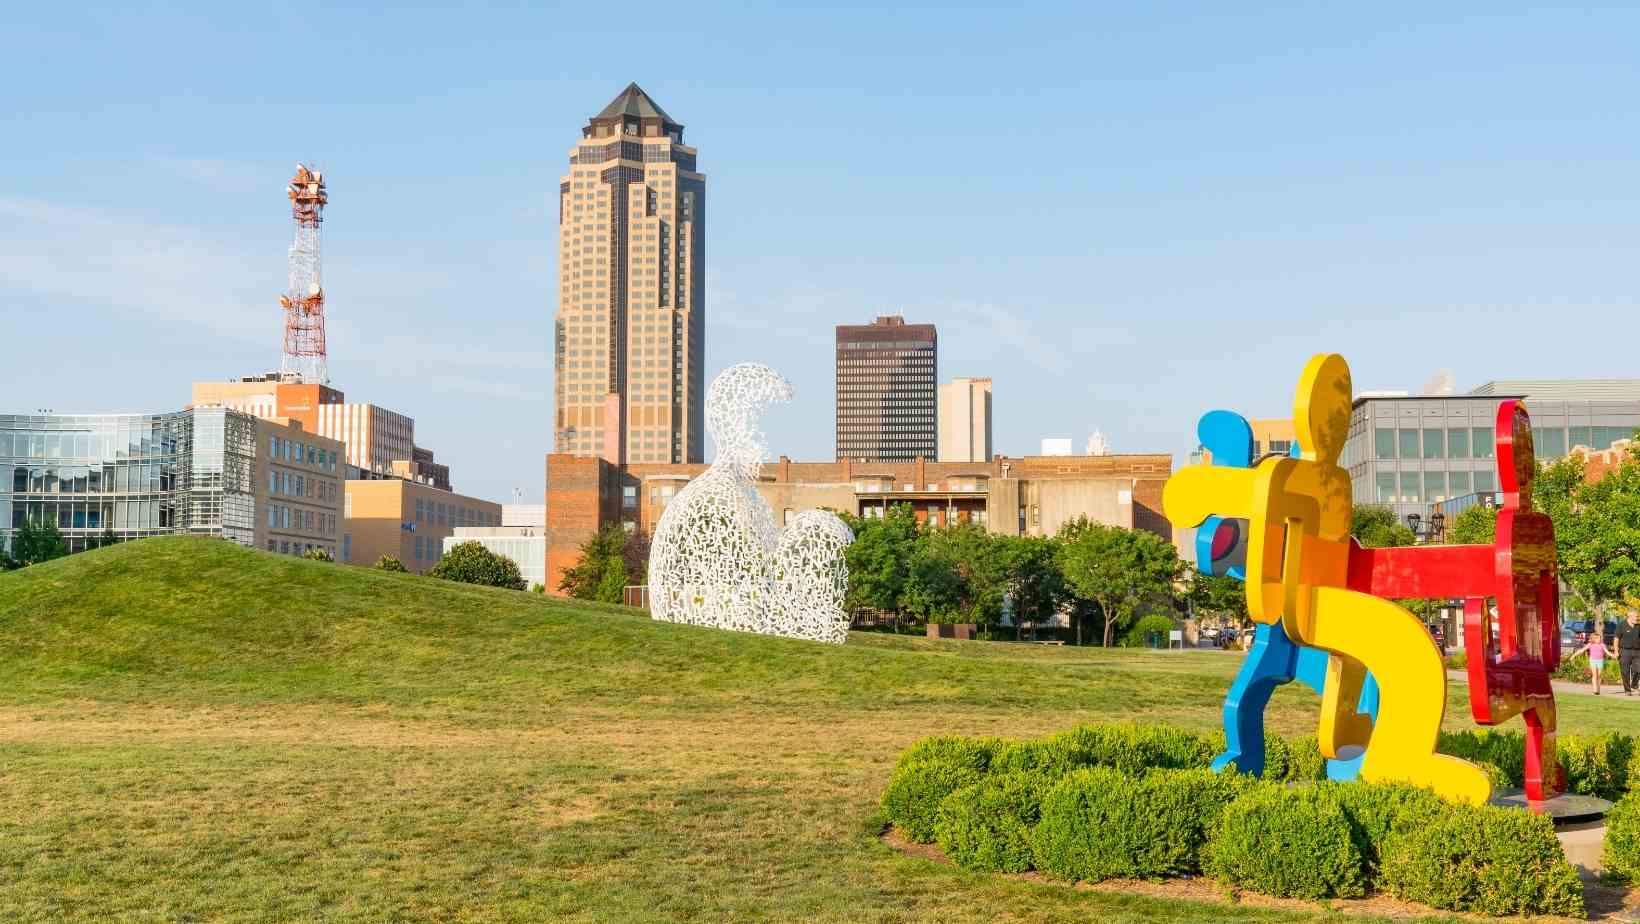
<box><xmin>938</xmin><ymin>377</ymin><xmax>992</xmax><ymax>462</ymax></box>
<box><xmin>554</xmin><ymin>83</ymin><xmax>706</xmax><ymax>465</ymax></box>
<box><xmin>835</xmin><ymin>316</ymin><xmax>937</xmax><ymax>461</ymax></box>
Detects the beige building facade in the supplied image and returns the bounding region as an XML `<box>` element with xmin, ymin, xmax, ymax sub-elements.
<box><xmin>545</xmin><ymin>452</ymin><xmax>1173</xmax><ymax>594</ymax></box>
<box><xmin>343</xmin><ymin>479</ymin><xmax>502</xmax><ymax>573</ymax></box>
<box><xmin>191</xmin><ymin>376</ymin><xmax>447</xmax><ymax>489</ymax></box>
<box><xmin>555</xmin><ymin>83</ymin><xmax>706</xmax><ymax>466</ymax></box>
<box><xmin>938</xmin><ymin>377</ymin><xmax>992</xmax><ymax>462</ymax></box>
<box><xmin>255</xmin><ymin>416</ymin><xmax>346</xmax><ymax>559</ymax></box>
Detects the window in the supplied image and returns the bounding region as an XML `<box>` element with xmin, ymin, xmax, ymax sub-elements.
<box><xmin>1424</xmin><ymin>470</ymin><xmax>1446</xmax><ymax>502</ymax></box>
<box><xmin>1423</xmin><ymin>429</ymin><xmax>1444</xmax><ymax>459</ymax></box>
<box><xmin>416</xmin><ymin>498</ymin><xmax>425</xmax><ymax>522</ymax></box>
<box><xmin>1569</xmin><ymin>426</ymin><xmax>1592</xmax><ymax>451</ymax></box>
<box><xmin>1450</xmin><ymin>470</ymin><xmax>1471</xmax><ymax>496</ymax></box>
<box><xmin>269</xmin><ymin>436</ymin><xmax>278</xmax><ymax>458</ymax></box>
<box><xmin>1474</xmin><ymin>469</ymin><xmax>1495</xmax><ymax>493</ymax></box>
<box><xmin>1448</xmin><ymin>428</ymin><xmax>1470</xmax><ymax>459</ymax></box>
<box><xmin>1400</xmin><ymin>471</ymin><xmax>1421</xmax><ymax>503</ymax></box>
<box><xmin>1375</xmin><ymin>472</ymin><xmax>1397</xmax><ymax>503</ymax></box>
<box><xmin>1472</xmin><ymin>427</ymin><xmax>1494</xmax><ymax>458</ymax></box>
<box><xmin>1536</xmin><ymin>427</ymin><xmax>1566</xmax><ymax>458</ymax></box>
<box><xmin>1399</xmin><ymin>429</ymin><xmax>1419</xmax><ymax>459</ymax></box>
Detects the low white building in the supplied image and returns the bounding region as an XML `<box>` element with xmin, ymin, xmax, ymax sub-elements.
<box><xmin>444</xmin><ymin>526</ymin><xmax>546</xmax><ymax>590</ymax></box>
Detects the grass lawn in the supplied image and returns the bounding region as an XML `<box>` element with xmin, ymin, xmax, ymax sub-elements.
<box><xmin>1</xmin><ymin>536</ymin><xmax>1635</xmax><ymax>922</ymax></box>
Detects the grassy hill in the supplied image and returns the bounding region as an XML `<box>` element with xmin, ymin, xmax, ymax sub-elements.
<box><xmin>0</xmin><ymin>537</ymin><xmax>1634</xmax><ymax>922</ymax></box>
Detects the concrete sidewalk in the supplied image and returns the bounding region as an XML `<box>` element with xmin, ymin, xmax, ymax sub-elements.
<box><xmin>1447</xmin><ymin>669</ymin><xmax>1639</xmax><ymax>699</ymax></box>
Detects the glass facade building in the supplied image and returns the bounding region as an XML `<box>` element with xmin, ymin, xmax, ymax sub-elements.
<box><xmin>1343</xmin><ymin>387</ymin><xmax>1640</xmax><ymax>522</ymax></box>
<box><xmin>1</xmin><ymin>409</ymin><xmax>259</xmax><ymax>555</ymax></box>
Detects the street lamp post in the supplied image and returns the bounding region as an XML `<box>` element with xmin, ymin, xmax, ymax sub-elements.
<box><xmin>1406</xmin><ymin>510</ymin><xmax>1446</xmax><ymax>544</ymax></box>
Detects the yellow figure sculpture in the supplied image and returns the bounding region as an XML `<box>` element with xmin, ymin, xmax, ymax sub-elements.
<box><xmin>1164</xmin><ymin>354</ymin><xmax>1490</xmax><ymax>804</ymax></box>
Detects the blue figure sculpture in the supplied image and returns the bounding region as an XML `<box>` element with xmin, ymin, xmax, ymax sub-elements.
<box><xmin>1193</xmin><ymin>410</ymin><xmax>1377</xmax><ymax>781</ymax></box>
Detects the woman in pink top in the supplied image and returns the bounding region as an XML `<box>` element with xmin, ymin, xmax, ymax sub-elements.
<box><xmin>1574</xmin><ymin>634</ymin><xmax>1610</xmax><ymax>695</ymax></box>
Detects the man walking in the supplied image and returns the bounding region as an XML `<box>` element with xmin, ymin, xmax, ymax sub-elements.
<box><xmin>1618</xmin><ymin>611</ymin><xmax>1640</xmax><ymax>695</ymax></box>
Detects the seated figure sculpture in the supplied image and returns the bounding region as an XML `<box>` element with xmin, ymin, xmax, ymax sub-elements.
<box><xmin>1165</xmin><ymin>354</ymin><xmax>1491</xmax><ymax>804</ymax></box>
<box><xmin>646</xmin><ymin>363</ymin><xmax>855</xmax><ymax>644</ymax></box>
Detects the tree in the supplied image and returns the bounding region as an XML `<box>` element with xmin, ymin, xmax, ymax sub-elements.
<box><xmin>430</xmin><ymin>541</ymin><xmax>526</xmax><ymax>590</ymax></box>
<box><xmin>557</xmin><ymin>525</ymin><xmax>630</xmax><ymax>603</ymax></box>
<box><xmin>374</xmin><ymin>555</ymin><xmax>408</xmax><ymax>572</ymax></box>
<box><xmin>9</xmin><ymin>518</ymin><xmax>68</xmax><ymax>567</ymax></box>
<box><xmin>1003</xmin><ymin>535</ymin><xmax>1068</xmax><ymax>629</ymax></box>
<box><xmin>900</xmin><ymin>545</ymin><xmax>965</xmax><ymax>623</ymax></box>
<box><xmin>302</xmin><ymin>547</ymin><xmax>334</xmax><ymax>562</ymax></box>
<box><xmin>1189</xmin><ymin>570</ymin><xmax>1248</xmax><ymax>629</ymax></box>
<box><xmin>841</xmin><ymin>504</ymin><xmax>920</xmax><ymax>625</ymax></box>
<box><xmin>920</xmin><ymin>521</ymin><xmax>1012</xmax><ymax>627</ymax></box>
<box><xmin>1447</xmin><ymin>504</ymin><xmax>1498</xmax><ymax>545</ymax></box>
<box><xmin>1350</xmin><ymin>504</ymin><xmax>1415</xmax><ymax>548</ymax></box>
<box><xmin>1055</xmin><ymin>519</ymin><xmax>1184</xmax><ymax>646</ymax></box>
<box><xmin>1549</xmin><ymin>456</ymin><xmax>1640</xmax><ymax>614</ymax></box>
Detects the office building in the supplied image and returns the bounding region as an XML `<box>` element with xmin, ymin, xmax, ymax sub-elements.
<box><xmin>1343</xmin><ymin>379</ymin><xmax>1640</xmax><ymax>525</ymax></box>
<box><xmin>554</xmin><ymin>83</ymin><xmax>706</xmax><ymax>465</ymax></box>
<box><xmin>1040</xmin><ymin>438</ymin><xmax>1073</xmax><ymax>457</ymax></box>
<box><xmin>443</xmin><ymin>527</ymin><xmax>547</xmax><ymax>590</ymax></box>
<box><xmin>836</xmin><ymin>316</ymin><xmax>937</xmax><ymax>461</ymax></box>
<box><xmin>545</xmin><ymin>451</ymin><xmax>1171</xmax><ymax>593</ymax></box>
<box><xmin>191</xmin><ymin>376</ymin><xmax>450</xmax><ymax>490</ymax></box>
<box><xmin>2</xmin><ymin>409</ymin><xmax>343</xmax><ymax>559</ymax></box>
<box><xmin>343</xmin><ymin>479</ymin><xmax>502</xmax><ymax>574</ymax></box>
<box><xmin>1086</xmin><ymin>431</ymin><xmax>1111</xmax><ymax>456</ymax></box>
<box><xmin>502</xmin><ymin>504</ymin><xmax>546</xmax><ymax>527</ymax></box>
<box><xmin>938</xmin><ymin>377</ymin><xmax>992</xmax><ymax>463</ymax></box>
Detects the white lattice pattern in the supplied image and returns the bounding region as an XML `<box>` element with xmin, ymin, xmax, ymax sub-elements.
<box><xmin>646</xmin><ymin>363</ymin><xmax>854</xmax><ymax>644</ymax></box>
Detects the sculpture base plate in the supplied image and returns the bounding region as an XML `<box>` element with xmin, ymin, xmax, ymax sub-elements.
<box><xmin>1488</xmin><ymin>789</ymin><xmax>1611</xmax><ymax>826</ymax></box>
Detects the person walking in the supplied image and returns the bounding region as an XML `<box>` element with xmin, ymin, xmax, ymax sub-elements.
<box><xmin>1617</xmin><ymin>611</ymin><xmax>1640</xmax><ymax>695</ymax></box>
<box><xmin>1572</xmin><ymin>632</ymin><xmax>1611</xmax><ymax>695</ymax></box>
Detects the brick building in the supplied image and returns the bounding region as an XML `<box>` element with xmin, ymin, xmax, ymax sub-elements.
<box><xmin>544</xmin><ymin>451</ymin><xmax>1172</xmax><ymax>595</ymax></box>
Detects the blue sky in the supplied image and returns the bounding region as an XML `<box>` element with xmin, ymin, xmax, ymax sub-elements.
<box><xmin>4</xmin><ymin>3</ymin><xmax>1638</xmax><ymax>503</ymax></box>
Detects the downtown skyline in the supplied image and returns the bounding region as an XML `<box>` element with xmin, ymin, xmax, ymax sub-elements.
<box><xmin>6</xmin><ymin>5</ymin><xmax>1640</xmax><ymax>505</ymax></box>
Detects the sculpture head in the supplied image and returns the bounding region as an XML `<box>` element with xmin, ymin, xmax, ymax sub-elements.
<box><xmin>1293</xmin><ymin>353</ymin><xmax>1352</xmax><ymax>467</ymax></box>
<box><xmin>1495</xmin><ymin>400</ymin><xmax>1535</xmax><ymax>511</ymax></box>
<box><xmin>706</xmin><ymin>362</ymin><xmax>793</xmax><ymax>465</ymax></box>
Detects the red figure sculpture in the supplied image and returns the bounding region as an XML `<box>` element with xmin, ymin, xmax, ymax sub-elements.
<box><xmin>1346</xmin><ymin>401</ymin><xmax>1563</xmax><ymax>801</ymax></box>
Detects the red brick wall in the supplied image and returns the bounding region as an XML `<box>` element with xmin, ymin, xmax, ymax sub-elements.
<box><xmin>545</xmin><ymin>453</ymin><xmax>622</xmax><ymax>596</ymax></box>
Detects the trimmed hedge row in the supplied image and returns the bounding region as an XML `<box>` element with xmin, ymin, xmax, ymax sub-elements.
<box><xmin>882</xmin><ymin>724</ymin><xmax>1585</xmax><ymax>918</ymax></box>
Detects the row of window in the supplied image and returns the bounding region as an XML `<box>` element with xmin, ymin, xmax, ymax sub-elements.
<box><xmin>266</xmin><ymin>504</ymin><xmax>337</xmax><ymax>535</ymax></box>
<box><xmin>1372</xmin><ymin>469</ymin><xmax>1497</xmax><ymax>504</ymax></box>
<box><xmin>269</xmin><ymin>435</ymin><xmax>336</xmax><ymax>471</ymax></box>
<box><xmin>268</xmin><ymin>468</ymin><xmax>337</xmax><ymax>502</ymax></box>
<box><xmin>266</xmin><ymin>538</ymin><xmax>334</xmax><ymax>558</ymax></box>
<box><xmin>412</xmin><ymin>534</ymin><xmax>443</xmax><ymax>562</ymax></box>
<box><xmin>414</xmin><ymin>497</ymin><xmax>495</xmax><ymax>527</ymax></box>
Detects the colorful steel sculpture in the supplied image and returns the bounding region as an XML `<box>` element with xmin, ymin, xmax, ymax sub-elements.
<box><xmin>1167</xmin><ymin>354</ymin><xmax>1494</xmax><ymax>804</ymax></box>
<box><xmin>1342</xmin><ymin>400</ymin><xmax>1563</xmax><ymax>800</ymax></box>
<box><xmin>1192</xmin><ymin>409</ymin><xmax>1376</xmax><ymax>781</ymax></box>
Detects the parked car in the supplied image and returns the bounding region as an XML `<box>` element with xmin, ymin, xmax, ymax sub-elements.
<box><xmin>1566</xmin><ymin>619</ymin><xmax>1618</xmax><ymax>647</ymax></box>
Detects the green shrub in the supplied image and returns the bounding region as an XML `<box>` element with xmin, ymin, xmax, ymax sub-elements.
<box><xmin>935</xmin><ymin>771</ymin><xmax>1050</xmax><ymax>872</ymax></box>
<box><xmin>1328</xmin><ymin>782</ymin><xmax>1447</xmax><ymax>883</ymax></box>
<box><xmin>1559</xmin><ymin>732</ymin><xmax>1634</xmax><ymax>800</ymax></box>
<box><xmin>881</xmin><ymin>736</ymin><xmax>1000</xmax><ymax>843</ymax></box>
<box><xmin>1438</xmin><ymin>729</ymin><xmax>1525</xmax><ymax>789</ymax></box>
<box><xmin>1381</xmin><ymin>803</ymin><xmax>1584</xmax><ymax>917</ymax></box>
<box><xmin>373</xmin><ymin>554</ymin><xmax>407</xmax><ymax>572</ymax></box>
<box><xmin>1604</xmin><ymin>790</ymin><xmax>1640</xmax><ymax>883</ymax></box>
<box><xmin>1277</xmin><ymin>734</ymin><xmax>1328</xmax><ymax>782</ymax></box>
<box><xmin>429</xmin><ymin>541</ymin><xmax>526</xmax><ymax>590</ymax></box>
<box><xmin>1205</xmin><ymin>784</ymin><xmax>1365</xmax><ymax>899</ymax></box>
<box><xmin>1119</xmin><ymin>613</ymin><xmax>1175</xmax><ymax>648</ymax></box>
<box><xmin>1033</xmin><ymin>767</ymin><xmax>1243</xmax><ymax>882</ymax></box>
<box><xmin>990</xmin><ymin>724</ymin><xmax>1214</xmax><ymax>777</ymax></box>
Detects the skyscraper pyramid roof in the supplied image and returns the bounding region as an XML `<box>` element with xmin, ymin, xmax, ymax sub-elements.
<box><xmin>595</xmin><ymin>82</ymin><xmax>676</xmax><ymax>123</ymax></box>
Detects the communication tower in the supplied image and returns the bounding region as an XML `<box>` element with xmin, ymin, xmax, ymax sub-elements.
<box><xmin>279</xmin><ymin>163</ymin><xmax>328</xmax><ymax>383</ymax></box>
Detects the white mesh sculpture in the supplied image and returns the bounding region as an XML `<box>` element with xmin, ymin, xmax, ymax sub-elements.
<box><xmin>647</xmin><ymin>362</ymin><xmax>855</xmax><ymax>644</ymax></box>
